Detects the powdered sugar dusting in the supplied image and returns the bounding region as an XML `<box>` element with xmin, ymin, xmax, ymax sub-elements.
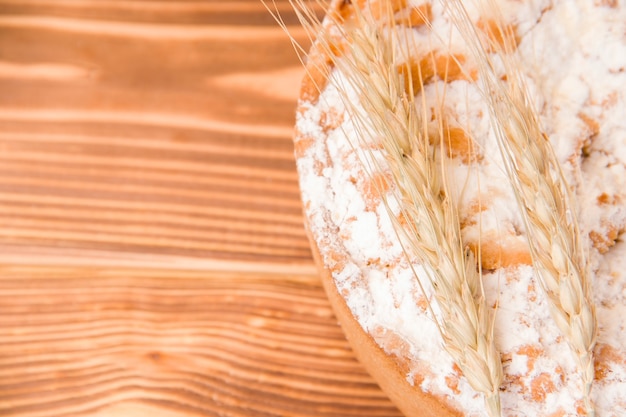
<box><xmin>294</xmin><ymin>0</ymin><xmax>626</xmax><ymax>415</ymax></box>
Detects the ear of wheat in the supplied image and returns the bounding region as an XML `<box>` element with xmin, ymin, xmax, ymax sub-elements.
<box><xmin>266</xmin><ymin>1</ymin><xmax>504</xmax><ymax>415</ymax></box>
<box><xmin>442</xmin><ymin>1</ymin><xmax>597</xmax><ymax>414</ymax></box>
<box><xmin>329</xmin><ymin>11</ymin><xmax>504</xmax><ymax>416</ymax></box>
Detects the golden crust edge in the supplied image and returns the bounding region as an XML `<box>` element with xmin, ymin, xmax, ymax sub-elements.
<box><xmin>303</xmin><ymin>219</ymin><xmax>462</xmax><ymax>417</ymax></box>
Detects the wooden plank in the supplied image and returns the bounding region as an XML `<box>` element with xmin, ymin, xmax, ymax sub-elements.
<box><xmin>0</xmin><ymin>0</ymin><xmax>312</xmax><ymax>268</ymax></box>
<box><xmin>0</xmin><ymin>1</ymin><xmax>397</xmax><ymax>415</ymax></box>
<box><xmin>0</xmin><ymin>265</ymin><xmax>402</xmax><ymax>417</ymax></box>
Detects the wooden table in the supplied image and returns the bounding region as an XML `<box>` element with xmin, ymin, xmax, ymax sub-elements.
<box><xmin>0</xmin><ymin>1</ymin><xmax>402</xmax><ymax>416</ymax></box>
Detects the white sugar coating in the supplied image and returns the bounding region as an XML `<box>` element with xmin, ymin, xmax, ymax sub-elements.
<box><xmin>294</xmin><ymin>0</ymin><xmax>626</xmax><ymax>415</ymax></box>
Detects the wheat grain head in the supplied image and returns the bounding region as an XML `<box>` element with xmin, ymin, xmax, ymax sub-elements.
<box><xmin>442</xmin><ymin>1</ymin><xmax>597</xmax><ymax>414</ymax></box>
<box><xmin>266</xmin><ymin>1</ymin><xmax>504</xmax><ymax>415</ymax></box>
<box><xmin>301</xmin><ymin>2</ymin><xmax>504</xmax><ymax>415</ymax></box>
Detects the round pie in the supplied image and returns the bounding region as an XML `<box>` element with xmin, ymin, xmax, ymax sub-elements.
<box><xmin>293</xmin><ymin>0</ymin><xmax>626</xmax><ymax>416</ymax></box>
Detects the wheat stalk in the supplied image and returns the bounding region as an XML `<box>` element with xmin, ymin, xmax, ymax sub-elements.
<box><xmin>270</xmin><ymin>1</ymin><xmax>504</xmax><ymax>414</ymax></box>
<box><xmin>340</xmin><ymin>23</ymin><xmax>504</xmax><ymax>417</ymax></box>
<box><xmin>442</xmin><ymin>1</ymin><xmax>598</xmax><ymax>414</ymax></box>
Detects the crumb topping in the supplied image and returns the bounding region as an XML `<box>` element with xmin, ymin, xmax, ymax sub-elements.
<box><xmin>294</xmin><ymin>0</ymin><xmax>626</xmax><ymax>415</ymax></box>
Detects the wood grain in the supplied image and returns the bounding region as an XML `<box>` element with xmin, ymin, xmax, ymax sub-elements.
<box><xmin>0</xmin><ymin>1</ymin><xmax>402</xmax><ymax>416</ymax></box>
<box><xmin>0</xmin><ymin>266</ymin><xmax>401</xmax><ymax>417</ymax></box>
<box><xmin>0</xmin><ymin>0</ymin><xmax>311</xmax><ymax>267</ymax></box>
